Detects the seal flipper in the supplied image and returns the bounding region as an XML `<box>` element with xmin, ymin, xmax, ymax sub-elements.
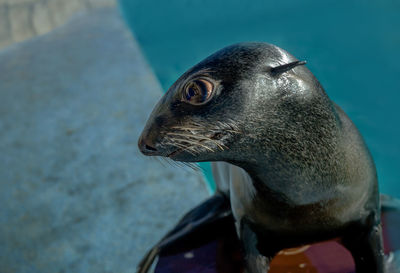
<box><xmin>240</xmin><ymin>219</ymin><xmax>277</xmax><ymax>273</ymax></box>
<box><xmin>342</xmin><ymin>222</ymin><xmax>385</xmax><ymax>273</ymax></box>
<box><xmin>136</xmin><ymin>191</ymin><xmax>232</xmax><ymax>273</ymax></box>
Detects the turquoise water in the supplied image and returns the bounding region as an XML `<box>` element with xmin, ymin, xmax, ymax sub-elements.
<box><xmin>120</xmin><ymin>0</ymin><xmax>400</xmax><ymax>197</ymax></box>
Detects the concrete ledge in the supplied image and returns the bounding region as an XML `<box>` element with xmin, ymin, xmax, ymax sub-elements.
<box><xmin>0</xmin><ymin>8</ymin><xmax>207</xmax><ymax>273</ymax></box>
<box><xmin>0</xmin><ymin>0</ymin><xmax>116</xmax><ymax>50</ymax></box>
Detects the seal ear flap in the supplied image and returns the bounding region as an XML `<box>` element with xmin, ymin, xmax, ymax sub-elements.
<box><xmin>270</xmin><ymin>60</ymin><xmax>307</xmax><ymax>76</ymax></box>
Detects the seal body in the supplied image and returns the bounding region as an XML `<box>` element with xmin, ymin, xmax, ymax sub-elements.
<box><xmin>138</xmin><ymin>42</ymin><xmax>383</xmax><ymax>273</ymax></box>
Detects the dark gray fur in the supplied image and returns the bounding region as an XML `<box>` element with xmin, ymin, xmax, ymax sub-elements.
<box><xmin>138</xmin><ymin>42</ymin><xmax>383</xmax><ymax>273</ymax></box>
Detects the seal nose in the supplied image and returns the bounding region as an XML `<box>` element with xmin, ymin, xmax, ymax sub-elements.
<box><xmin>138</xmin><ymin>135</ymin><xmax>159</xmax><ymax>156</ymax></box>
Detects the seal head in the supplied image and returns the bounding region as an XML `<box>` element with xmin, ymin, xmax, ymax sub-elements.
<box><xmin>139</xmin><ymin>43</ymin><xmax>324</xmax><ymax>164</ymax></box>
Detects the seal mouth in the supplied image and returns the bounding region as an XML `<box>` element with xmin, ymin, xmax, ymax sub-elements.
<box><xmin>166</xmin><ymin>149</ymin><xmax>183</xmax><ymax>158</ymax></box>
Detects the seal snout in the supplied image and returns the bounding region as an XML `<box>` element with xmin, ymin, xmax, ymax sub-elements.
<box><xmin>138</xmin><ymin>134</ymin><xmax>159</xmax><ymax>156</ymax></box>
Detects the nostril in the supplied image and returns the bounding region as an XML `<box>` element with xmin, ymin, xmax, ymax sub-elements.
<box><xmin>138</xmin><ymin>134</ymin><xmax>159</xmax><ymax>155</ymax></box>
<box><xmin>145</xmin><ymin>144</ymin><xmax>157</xmax><ymax>152</ymax></box>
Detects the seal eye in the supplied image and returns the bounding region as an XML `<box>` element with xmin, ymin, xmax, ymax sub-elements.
<box><xmin>183</xmin><ymin>79</ymin><xmax>214</xmax><ymax>105</ymax></box>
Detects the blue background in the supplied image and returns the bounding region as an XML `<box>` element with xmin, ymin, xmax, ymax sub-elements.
<box><xmin>119</xmin><ymin>0</ymin><xmax>400</xmax><ymax>196</ymax></box>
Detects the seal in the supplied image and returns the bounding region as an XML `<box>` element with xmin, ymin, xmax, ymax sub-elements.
<box><xmin>137</xmin><ymin>42</ymin><xmax>383</xmax><ymax>273</ymax></box>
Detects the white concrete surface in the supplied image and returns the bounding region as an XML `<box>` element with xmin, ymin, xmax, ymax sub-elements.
<box><xmin>0</xmin><ymin>8</ymin><xmax>207</xmax><ymax>273</ymax></box>
<box><xmin>0</xmin><ymin>0</ymin><xmax>116</xmax><ymax>49</ymax></box>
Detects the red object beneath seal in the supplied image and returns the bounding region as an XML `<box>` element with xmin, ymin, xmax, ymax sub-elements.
<box><xmin>155</xmin><ymin>208</ymin><xmax>400</xmax><ymax>273</ymax></box>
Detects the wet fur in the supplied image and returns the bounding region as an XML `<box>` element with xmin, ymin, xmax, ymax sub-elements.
<box><xmin>138</xmin><ymin>42</ymin><xmax>383</xmax><ymax>273</ymax></box>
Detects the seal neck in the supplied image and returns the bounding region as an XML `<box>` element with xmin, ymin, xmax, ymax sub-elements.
<box><xmin>231</xmin><ymin>159</ymin><xmax>337</xmax><ymax>205</ymax></box>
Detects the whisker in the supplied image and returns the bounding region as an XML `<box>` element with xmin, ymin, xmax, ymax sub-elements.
<box><xmin>160</xmin><ymin>156</ymin><xmax>199</xmax><ymax>173</ymax></box>
<box><xmin>182</xmin><ymin>162</ymin><xmax>201</xmax><ymax>171</ymax></box>
<box><xmin>163</xmin><ymin>157</ymin><xmax>187</xmax><ymax>170</ymax></box>
<box><xmin>154</xmin><ymin>156</ymin><xmax>167</xmax><ymax>168</ymax></box>
<box><xmin>171</xmin><ymin>125</ymin><xmax>240</xmax><ymax>135</ymax></box>
<box><xmin>175</xmin><ymin>161</ymin><xmax>200</xmax><ymax>172</ymax></box>
<box><xmin>166</xmin><ymin>132</ymin><xmax>226</xmax><ymax>151</ymax></box>
<box><xmin>167</xmin><ymin>139</ymin><xmax>199</xmax><ymax>153</ymax></box>
<box><xmin>170</xmin><ymin>126</ymin><xmax>204</xmax><ymax>131</ymax></box>
<box><xmin>175</xmin><ymin>138</ymin><xmax>215</xmax><ymax>152</ymax></box>
<box><xmin>164</xmin><ymin>141</ymin><xmax>198</xmax><ymax>156</ymax></box>
<box><xmin>161</xmin><ymin>157</ymin><xmax>176</xmax><ymax>168</ymax></box>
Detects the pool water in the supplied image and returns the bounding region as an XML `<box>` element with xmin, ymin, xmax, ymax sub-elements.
<box><xmin>120</xmin><ymin>0</ymin><xmax>400</xmax><ymax>197</ymax></box>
